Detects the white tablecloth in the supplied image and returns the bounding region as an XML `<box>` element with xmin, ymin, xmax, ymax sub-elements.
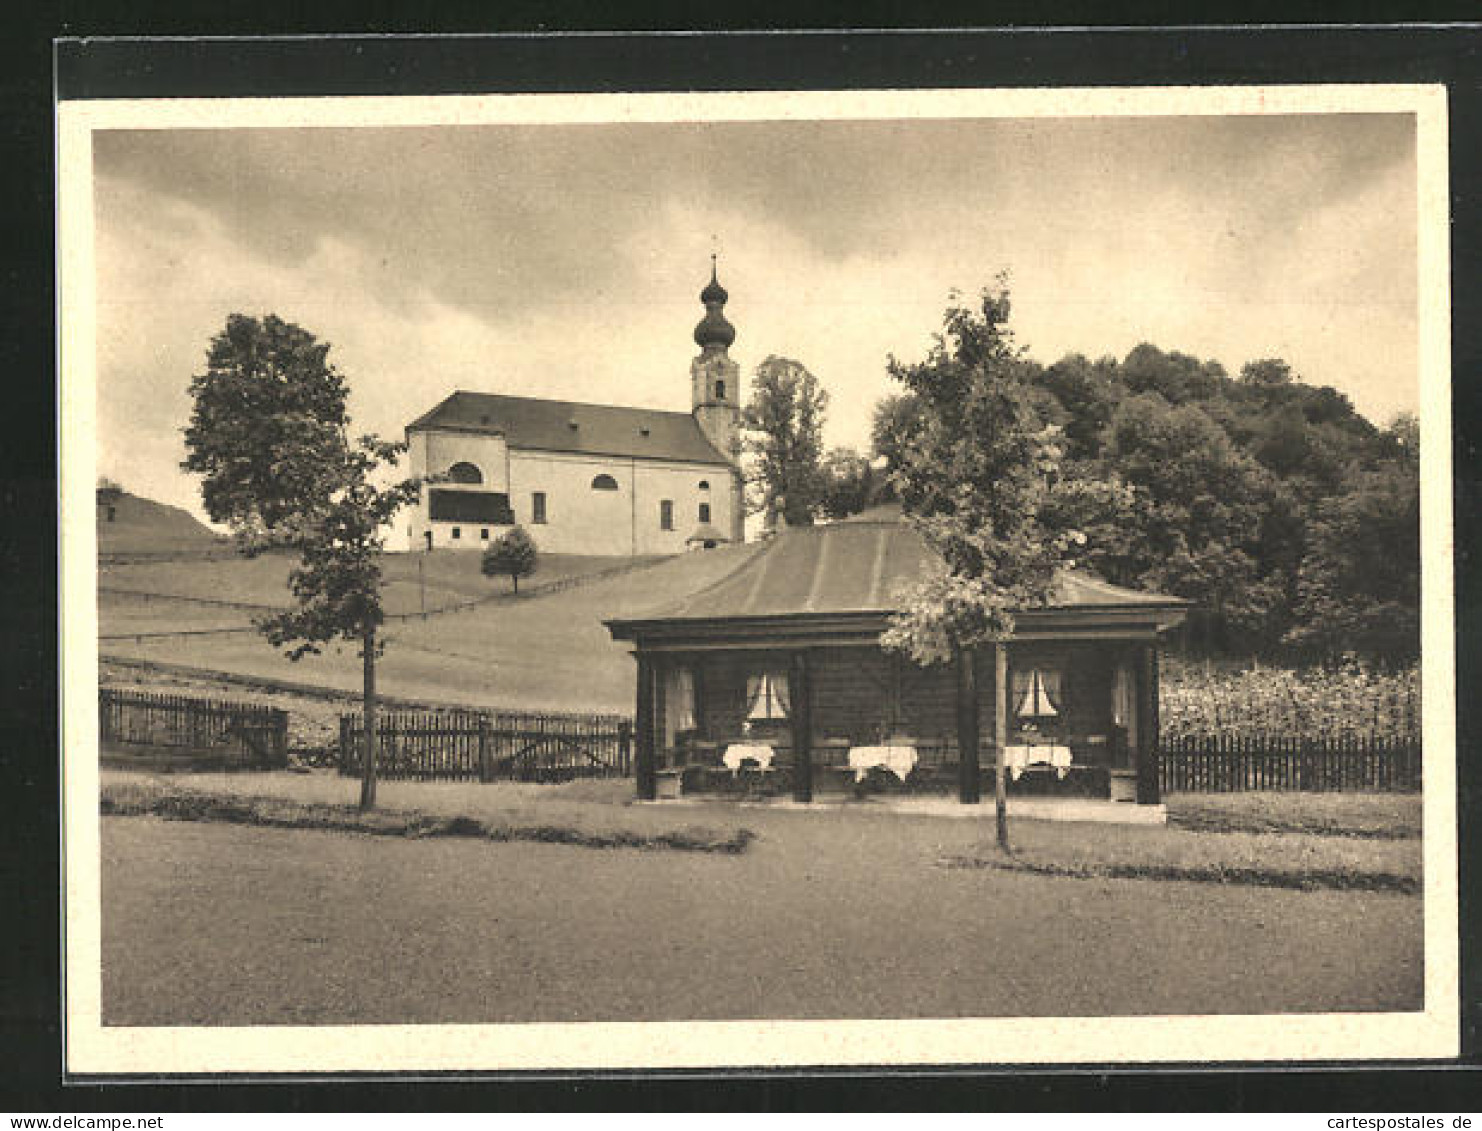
<box><xmin>722</xmin><ymin>743</ymin><xmax>775</xmax><ymax>772</ymax></box>
<box><xmin>848</xmin><ymin>745</ymin><xmax>918</xmax><ymax>782</ymax></box>
<box><xmin>1003</xmin><ymin>743</ymin><xmax>1073</xmax><ymax>781</ymax></box>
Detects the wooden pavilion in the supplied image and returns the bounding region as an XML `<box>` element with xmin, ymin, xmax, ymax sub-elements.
<box><xmin>605</xmin><ymin>508</ymin><xmax>1189</xmax><ymax>806</ymax></box>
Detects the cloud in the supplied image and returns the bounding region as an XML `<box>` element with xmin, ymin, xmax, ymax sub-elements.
<box><xmin>90</xmin><ymin>112</ymin><xmax>1420</xmax><ymax>523</ymax></box>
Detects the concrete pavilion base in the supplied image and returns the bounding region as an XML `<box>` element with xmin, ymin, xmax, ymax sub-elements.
<box><xmin>642</xmin><ymin>794</ymin><xmax>1168</xmax><ymax>826</ymax></box>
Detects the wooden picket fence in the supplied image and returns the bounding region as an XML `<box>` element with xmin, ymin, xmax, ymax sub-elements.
<box><xmin>1158</xmin><ymin>734</ymin><xmax>1421</xmax><ymax>793</ymax></box>
<box><xmin>99</xmin><ymin>687</ymin><xmax>289</xmax><ymax>768</ymax></box>
<box><xmin>338</xmin><ymin>707</ymin><xmax>633</xmax><ymax>783</ymax></box>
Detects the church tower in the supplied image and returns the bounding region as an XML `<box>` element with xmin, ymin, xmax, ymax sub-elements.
<box><xmin>690</xmin><ymin>259</ymin><xmax>741</xmax><ymax>465</ymax></box>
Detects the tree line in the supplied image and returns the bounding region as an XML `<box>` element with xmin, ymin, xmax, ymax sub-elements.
<box><xmin>743</xmin><ymin>300</ymin><xmax>1419</xmax><ymax>666</ymax></box>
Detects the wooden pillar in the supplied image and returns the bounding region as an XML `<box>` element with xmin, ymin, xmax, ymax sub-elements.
<box><xmin>956</xmin><ymin>645</ymin><xmax>981</xmax><ymax>804</ymax></box>
<box><xmin>791</xmin><ymin>649</ymin><xmax>813</xmax><ymax>803</ymax></box>
<box><xmin>635</xmin><ymin>652</ymin><xmax>657</xmax><ymax>801</ymax></box>
<box><xmin>653</xmin><ymin>655</ymin><xmax>668</xmax><ymax>770</ymax></box>
<box><xmin>1136</xmin><ymin>641</ymin><xmax>1162</xmax><ymax>805</ymax></box>
<box><xmin>888</xmin><ymin>650</ymin><xmax>903</xmax><ymax>736</ymax></box>
<box><xmin>692</xmin><ymin>656</ymin><xmax>707</xmax><ymax>741</ymax></box>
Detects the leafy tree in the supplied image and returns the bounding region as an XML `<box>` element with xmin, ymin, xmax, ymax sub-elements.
<box><xmin>879</xmin><ymin>283</ymin><xmax>1076</xmax><ymax>845</ymax></box>
<box><xmin>1239</xmin><ymin>357</ymin><xmax>1296</xmax><ymax>391</ymax></box>
<box><xmin>1099</xmin><ymin>392</ymin><xmax>1290</xmax><ymax>650</ymax></box>
<box><xmin>869</xmin><ymin>393</ymin><xmax>923</xmax><ymax>492</ymax></box>
<box><xmin>742</xmin><ymin>355</ymin><xmax>830</xmax><ymax>529</ymax></box>
<box><xmin>1250</xmin><ymin>409</ymin><xmax>1344</xmax><ymax>488</ymax></box>
<box><xmin>182</xmin><ymin>314</ymin><xmax>418</xmax><ymax>810</ymax></box>
<box><xmin>1284</xmin><ymin>465</ymin><xmax>1420</xmax><ymax>663</ymax></box>
<box><xmin>1039</xmin><ymin>353</ymin><xmax>1118</xmax><ymax>458</ymax></box>
<box><xmin>481</xmin><ymin>525</ymin><xmax>538</xmax><ymax>593</ymax></box>
<box><xmin>96</xmin><ymin>476</ymin><xmax>124</xmax><ymax>508</ymax></box>
<box><xmin>1037</xmin><ymin>470</ymin><xmax>1145</xmax><ymax>586</ymax></box>
<box><xmin>183</xmin><ymin>313</ymin><xmax>350</xmax><ymax>536</ymax></box>
<box><xmin>817</xmin><ymin>447</ymin><xmax>880</xmax><ymax>519</ymax></box>
<box><xmin>1383</xmin><ymin>412</ymin><xmax>1420</xmax><ymax>468</ymax></box>
<box><xmin>1121</xmin><ymin>343</ymin><xmax>1224</xmax><ymax>405</ymax></box>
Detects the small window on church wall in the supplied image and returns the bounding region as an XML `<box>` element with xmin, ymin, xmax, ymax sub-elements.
<box><xmin>660</xmin><ymin>500</ymin><xmax>674</xmax><ymax>531</ymax></box>
<box><xmin>532</xmin><ymin>491</ymin><xmax>547</xmax><ymax>524</ymax></box>
<box><xmin>714</xmin><ymin>380</ymin><xmax>726</xmax><ymax>400</ymax></box>
<box><xmin>480</xmin><ymin>528</ymin><xmax>490</xmax><ymax>540</ymax></box>
<box><xmin>698</xmin><ymin>480</ymin><xmax>710</xmax><ymax>490</ymax></box>
<box><xmin>447</xmin><ymin>461</ymin><xmax>483</xmax><ymax>485</ymax></box>
<box><xmin>591</xmin><ymin>474</ymin><xmax>619</xmax><ymax>491</ymax></box>
<box><xmin>698</xmin><ymin>502</ymin><xmax>711</xmax><ymax>523</ymax></box>
<box><xmin>451</xmin><ymin>527</ymin><xmax>461</xmax><ymax>540</ymax></box>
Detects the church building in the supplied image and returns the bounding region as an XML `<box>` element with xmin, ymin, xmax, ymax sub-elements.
<box><xmin>405</xmin><ymin>265</ymin><xmax>746</xmax><ymax>557</ymax></box>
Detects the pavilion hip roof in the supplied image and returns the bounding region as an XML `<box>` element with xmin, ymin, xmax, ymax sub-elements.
<box><xmin>607</xmin><ymin>511</ymin><xmax>1188</xmax><ymax>636</ymax></box>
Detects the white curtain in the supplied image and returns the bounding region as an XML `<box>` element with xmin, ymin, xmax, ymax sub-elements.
<box><xmin>666</xmin><ymin>665</ymin><xmax>696</xmax><ymax>736</ymax></box>
<box><xmin>745</xmin><ymin>670</ymin><xmax>791</xmax><ymax>720</ymax></box>
<box><xmin>1011</xmin><ymin>667</ymin><xmax>1062</xmax><ymax>719</ymax></box>
<box><xmin>1112</xmin><ymin>660</ymin><xmax>1137</xmax><ymax>749</ymax></box>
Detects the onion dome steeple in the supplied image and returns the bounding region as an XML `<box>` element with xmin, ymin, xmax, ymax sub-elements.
<box><xmin>693</xmin><ymin>256</ymin><xmax>736</xmax><ymax>350</ymax></box>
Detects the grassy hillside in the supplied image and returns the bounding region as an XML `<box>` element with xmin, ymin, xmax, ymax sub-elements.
<box><xmin>100</xmin><ymin>549</ymin><xmax>664</xmax><ymax>616</ymax></box>
<box><xmin>99</xmin><ymin>544</ymin><xmax>759</xmax><ymax>714</ymax></box>
<box><xmin>97</xmin><ymin>491</ymin><xmax>228</xmax><ymax>556</ymax></box>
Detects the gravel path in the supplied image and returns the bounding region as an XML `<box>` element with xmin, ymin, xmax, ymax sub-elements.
<box><xmin>101</xmin><ymin>813</ymin><xmax>1422</xmax><ymax>1026</ymax></box>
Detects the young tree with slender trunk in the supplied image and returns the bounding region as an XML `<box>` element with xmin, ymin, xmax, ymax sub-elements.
<box><xmin>879</xmin><ymin>283</ymin><xmax>1078</xmax><ymax>850</ymax></box>
<box><xmin>481</xmin><ymin>525</ymin><xmax>538</xmax><ymax>594</ymax></box>
<box><xmin>182</xmin><ymin>313</ymin><xmax>420</xmax><ymax>810</ymax></box>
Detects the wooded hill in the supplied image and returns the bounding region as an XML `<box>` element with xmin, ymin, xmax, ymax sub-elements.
<box><xmin>871</xmin><ymin>345</ymin><xmax>1419</xmax><ymax>664</ymax></box>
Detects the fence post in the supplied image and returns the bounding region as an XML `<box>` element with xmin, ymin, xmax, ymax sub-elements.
<box><xmin>618</xmin><ymin>719</ymin><xmax>633</xmax><ymax>777</ymax></box>
<box><xmin>478</xmin><ymin>713</ymin><xmax>492</xmax><ymax>782</ymax></box>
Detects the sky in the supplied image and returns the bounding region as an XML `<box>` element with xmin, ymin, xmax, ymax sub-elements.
<box><xmin>90</xmin><ymin>112</ymin><xmax>1419</xmax><ymax>532</ymax></box>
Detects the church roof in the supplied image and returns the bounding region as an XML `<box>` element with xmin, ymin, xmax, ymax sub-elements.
<box><xmin>608</xmin><ymin>510</ymin><xmax>1188</xmax><ymax>635</ymax></box>
<box><xmin>407</xmin><ymin>391</ymin><xmax>732</xmax><ymax>466</ymax></box>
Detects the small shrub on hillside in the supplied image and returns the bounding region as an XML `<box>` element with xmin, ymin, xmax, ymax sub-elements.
<box><xmin>481</xmin><ymin>526</ymin><xmax>538</xmax><ymax>594</ymax></box>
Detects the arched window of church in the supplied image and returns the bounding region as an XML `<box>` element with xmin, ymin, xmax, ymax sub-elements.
<box><xmin>447</xmin><ymin>461</ymin><xmax>483</xmax><ymax>485</ymax></box>
<box><xmin>591</xmin><ymin>474</ymin><xmax>619</xmax><ymax>491</ymax></box>
<box><xmin>698</xmin><ymin>480</ymin><xmax>710</xmax><ymax>491</ymax></box>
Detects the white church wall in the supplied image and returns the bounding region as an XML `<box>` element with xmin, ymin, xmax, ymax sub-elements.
<box><xmin>420</xmin><ymin>430</ymin><xmax>511</xmax><ymax>490</ymax></box>
<box><xmin>505</xmin><ymin>449</ymin><xmax>735</xmax><ymax>557</ymax></box>
<box><xmin>507</xmin><ymin>450</ymin><xmax>634</xmax><ymax>556</ymax></box>
<box><xmin>406</xmin><ymin>429</ymin><xmax>514</xmax><ymax>550</ymax></box>
<box><xmin>632</xmin><ymin>460</ymin><xmax>734</xmax><ymax>555</ymax></box>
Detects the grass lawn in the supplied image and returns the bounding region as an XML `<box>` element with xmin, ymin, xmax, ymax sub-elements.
<box><xmin>949</xmin><ymin>818</ymin><xmax>1419</xmax><ymax>893</ymax></box>
<box><xmin>100</xmin><ymin>801</ymin><xmax>1423</xmax><ymax>1025</ymax></box>
<box><xmin>1165</xmin><ymin>791</ymin><xmax>1422</xmax><ymax>839</ymax></box>
<box><xmin>100</xmin><ymin>769</ymin><xmax>746</xmax><ymax>849</ymax></box>
<box><xmin>100</xmin><ymin>769</ymin><xmax>1422</xmax><ymax>895</ymax></box>
<box><xmin>99</xmin><ymin>543</ymin><xmax>757</xmax><ymax>715</ymax></box>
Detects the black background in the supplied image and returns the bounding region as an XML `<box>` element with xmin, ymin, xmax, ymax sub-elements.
<box><xmin>6</xmin><ymin>11</ymin><xmax>1481</xmax><ymax>1112</ymax></box>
